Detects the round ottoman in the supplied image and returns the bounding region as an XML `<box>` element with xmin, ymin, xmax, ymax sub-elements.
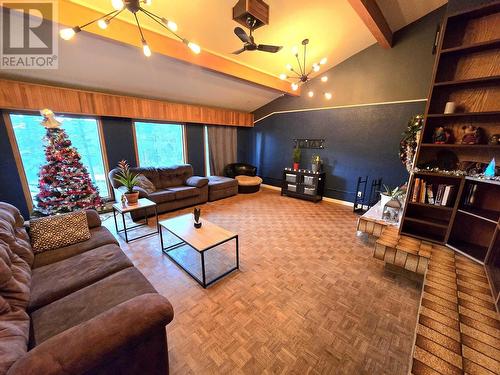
<box><xmin>235</xmin><ymin>175</ymin><xmax>263</xmax><ymax>194</ymax></box>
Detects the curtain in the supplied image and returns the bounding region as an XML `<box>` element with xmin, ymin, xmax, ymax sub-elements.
<box><xmin>207</xmin><ymin>126</ymin><xmax>237</xmax><ymax>176</ymax></box>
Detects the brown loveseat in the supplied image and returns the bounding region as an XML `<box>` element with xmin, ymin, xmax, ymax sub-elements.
<box><xmin>0</xmin><ymin>202</ymin><xmax>174</xmax><ymax>375</ymax></box>
<box><xmin>109</xmin><ymin>164</ymin><xmax>208</xmax><ymax>220</ymax></box>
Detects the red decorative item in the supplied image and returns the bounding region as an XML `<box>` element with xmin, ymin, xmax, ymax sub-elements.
<box><xmin>293</xmin><ymin>162</ymin><xmax>299</xmax><ymax>170</ymax></box>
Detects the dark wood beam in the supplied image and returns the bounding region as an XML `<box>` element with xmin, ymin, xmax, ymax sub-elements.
<box><xmin>348</xmin><ymin>0</ymin><xmax>393</xmax><ymax>48</ymax></box>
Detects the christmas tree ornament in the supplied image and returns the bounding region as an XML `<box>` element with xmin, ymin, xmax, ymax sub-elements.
<box><xmin>40</xmin><ymin>108</ymin><xmax>62</xmax><ymax>128</ymax></box>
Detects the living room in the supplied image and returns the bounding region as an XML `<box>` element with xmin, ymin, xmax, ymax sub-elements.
<box><xmin>0</xmin><ymin>0</ymin><xmax>499</xmax><ymax>374</ymax></box>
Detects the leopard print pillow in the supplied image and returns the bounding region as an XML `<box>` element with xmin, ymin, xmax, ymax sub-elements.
<box><xmin>29</xmin><ymin>211</ymin><xmax>91</xmax><ymax>253</ymax></box>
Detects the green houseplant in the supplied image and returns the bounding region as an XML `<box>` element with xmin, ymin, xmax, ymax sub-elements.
<box><xmin>114</xmin><ymin>160</ymin><xmax>141</xmax><ymax>204</ymax></box>
<box><xmin>379</xmin><ymin>184</ymin><xmax>406</xmax><ymax>208</ymax></box>
<box><xmin>292</xmin><ymin>146</ymin><xmax>301</xmax><ymax>170</ymax></box>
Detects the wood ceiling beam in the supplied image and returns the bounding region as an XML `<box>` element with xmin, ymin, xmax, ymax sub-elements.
<box><xmin>2</xmin><ymin>1</ymin><xmax>299</xmax><ymax>96</ymax></box>
<box><xmin>348</xmin><ymin>0</ymin><xmax>393</xmax><ymax>48</ymax></box>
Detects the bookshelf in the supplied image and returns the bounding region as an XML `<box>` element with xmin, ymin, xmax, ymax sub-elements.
<box><xmin>399</xmin><ymin>2</ymin><xmax>500</xmax><ymax>309</ymax></box>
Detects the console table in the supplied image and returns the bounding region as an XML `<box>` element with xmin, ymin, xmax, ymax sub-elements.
<box><xmin>281</xmin><ymin>168</ymin><xmax>325</xmax><ymax>202</ymax></box>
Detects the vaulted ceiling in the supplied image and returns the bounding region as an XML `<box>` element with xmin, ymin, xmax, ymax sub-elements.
<box><xmin>0</xmin><ymin>0</ymin><xmax>447</xmax><ymax>112</ymax></box>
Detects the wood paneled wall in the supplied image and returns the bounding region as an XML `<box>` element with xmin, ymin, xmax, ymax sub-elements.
<box><xmin>0</xmin><ymin>79</ymin><xmax>254</xmax><ymax>127</ymax></box>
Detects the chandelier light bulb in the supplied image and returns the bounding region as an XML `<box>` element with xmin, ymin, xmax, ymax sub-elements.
<box><xmin>142</xmin><ymin>41</ymin><xmax>152</xmax><ymax>57</ymax></box>
<box><xmin>286</xmin><ymin>63</ymin><xmax>293</xmax><ymax>71</ymax></box>
<box><xmin>321</xmin><ymin>75</ymin><xmax>328</xmax><ymax>82</ymax></box>
<box><xmin>59</xmin><ymin>27</ymin><xmax>77</xmax><ymax>41</ymax></box>
<box><xmin>188</xmin><ymin>41</ymin><xmax>201</xmax><ymax>54</ymax></box>
<box><xmin>313</xmin><ymin>63</ymin><xmax>320</xmax><ymax>72</ymax></box>
<box><xmin>111</xmin><ymin>0</ymin><xmax>124</xmax><ymax>10</ymax></box>
<box><xmin>324</xmin><ymin>92</ymin><xmax>332</xmax><ymax>100</ymax></box>
<box><xmin>320</xmin><ymin>57</ymin><xmax>327</xmax><ymax>65</ymax></box>
<box><xmin>279</xmin><ymin>73</ymin><xmax>287</xmax><ymax>80</ymax></box>
<box><xmin>308</xmin><ymin>91</ymin><xmax>314</xmax><ymax>98</ymax></box>
<box><xmin>161</xmin><ymin>18</ymin><xmax>178</xmax><ymax>32</ymax></box>
<box><xmin>291</xmin><ymin>82</ymin><xmax>299</xmax><ymax>91</ymax></box>
<box><xmin>291</xmin><ymin>45</ymin><xmax>299</xmax><ymax>55</ymax></box>
<box><xmin>97</xmin><ymin>19</ymin><xmax>109</xmax><ymax>29</ymax></box>
<box><xmin>143</xmin><ymin>0</ymin><xmax>152</xmax><ymax>5</ymax></box>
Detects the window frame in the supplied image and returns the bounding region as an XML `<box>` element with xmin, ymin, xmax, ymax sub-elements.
<box><xmin>132</xmin><ymin>120</ymin><xmax>187</xmax><ymax>167</ymax></box>
<box><xmin>3</xmin><ymin>110</ymin><xmax>112</xmax><ymax>212</ymax></box>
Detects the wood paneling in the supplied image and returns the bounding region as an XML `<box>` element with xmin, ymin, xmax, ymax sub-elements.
<box><xmin>0</xmin><ymin>79</ymin><xmax>254</xmax><ymax>127</ymax></box>
<box><xmin>347</xmin><ymin>0</ymin><xmax>393</xmax><ymax>48</ymax></box>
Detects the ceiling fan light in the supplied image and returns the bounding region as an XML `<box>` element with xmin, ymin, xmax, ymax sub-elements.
<box><xmin>97</xmin><ymin>19</ymin><xmax>109</xmax><ymax>29</ymax></box>
<box><xmin>188</xmin><ymin>41</ymin><xmax>201</xmax><ymax>54</ymax></box>
<box><xmin>142</xmin><ymin>41</ymin><xmax>152</xmax><ymax>57</ymax></box>
<box><xmin>321</xmin><ymin>75</ymin><xmax>328</xmax><ymax>82</ymax></box>
<box><xmin>279</xmin><ymin>73</ymin><xmax>287</xmax><ymax>80</ymax></box>
<box><xmin>312</xmin><ymin>63</ymin><xmax>320</xmax><ymax>72</ymax></box>
<box><xmin>320</xmin><ymin>57</ymin><xmax>327</xmax><ymax>65</ymax></box>
<box><xmin>167</xmin><ymin>20</ymin><xmax>177</xmax><ymax>32</ymax></box>
<box><xmin>324</xmin><ymin>92</ymin><xmax>332</xmax><ymax>100</ymax></box>
<box><xmin>59</xmin><ymin>27</ymin><xmax>79</xmax><ymax>41</ymax></box>
<box><xmin>291</xmin><ymin>45</ymin><xmax>299</xmax><ymax>56</ymax></box>
<box><xmin>286</xmin><ymin>63</ymin><xmax>293</xmax><ymax>71</ymax></box>
<box><xmin>308</xmin><ymin>91</ymin><xmax>314</xmax><ymax>98</ymax></box>
<box><xmin>111</xmin><ymin>0</ymin><xmax>124</xmax><ymax>10</ymax></box>
<box><xmin>291</xmin><ymin>82</ymin><xmax>299</xmax><ymax>91</ymax></box>
<box><xmin>143</xmin><ymin>0</ymin><xmax>152</xmax><ymax>5</ymax></box>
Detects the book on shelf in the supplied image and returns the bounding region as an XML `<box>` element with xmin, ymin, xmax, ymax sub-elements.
<box><xmin>463</xmin><ymin>183</ymin><xmax>478</xmax><ymax>206</ymax></box>
<box><xmin>412</xmin><ymin>178</ymin><xmax>421</xmax><ymax>202</ymax></box>
<box><xmin>412</xmin><ymin>179</ymin><xmax>455</xmax><ymax>207</ymax></box>
<box><xmin>427</xmin><ymin>184</ymin><xmax>435</xmax><ymax>204</ymax></box>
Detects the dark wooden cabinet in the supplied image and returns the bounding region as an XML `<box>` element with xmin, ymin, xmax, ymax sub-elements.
<box><xmin>281</xmin><ymin>169</ymin><xmax>325</xmax><ymax>202</ymax></box>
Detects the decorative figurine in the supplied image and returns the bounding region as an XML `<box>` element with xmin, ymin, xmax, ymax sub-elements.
<box><xmin>121</xmin><ymin>194</ymin><xmax>127</xmax><ymax>207</ymax></box>
<box><xmin>485</xmin><ymin>158</ymin><xmax>496</xmax><ymax>178</ymax></box>
<box><xmin>193</xmin><ymin>207</ymin><xmax>202</xmax><ymax>228</ymax></box>
<box><xmin>461</xmin><ymin>125</ymin><xmax>483</xmax><ymax>144</ymax></box>
<box><xmin>488</xmin><ymin>134</ymin><xmax>500</xmax><ymax>145</ymax></box>
<box><xmin>432</xmin><ymin>126</ymin><xmax>452</xmax><ymax>144</ymax></box>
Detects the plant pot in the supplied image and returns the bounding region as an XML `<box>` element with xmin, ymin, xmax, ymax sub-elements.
<box><xmin>293</xmin><ymin>162</ymin><xmax>299</xmax><ymax>170</ymax></box>
<box><xmin>125</xmin><ymin>192</ymin><xmax>139</xmax><ymax>204</ymax></box>
<box><xmin>380</xmin><ymin>193</ymin><xmax>393</xmax><ymax>208</ymax></box>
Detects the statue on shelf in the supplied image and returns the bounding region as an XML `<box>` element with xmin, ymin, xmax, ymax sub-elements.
<box><xmin>432</xmin><ymin>126</ymin><xmax>452</xmax><ymax>144</ymax></box>
<box><xmin>461</xmin><ymin>125</ymin><xmax>483</xmax><ymax>144</ymax></box>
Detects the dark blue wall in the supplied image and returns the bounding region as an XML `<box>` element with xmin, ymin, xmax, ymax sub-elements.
<box><xmin>239</xmin><ymin>101</ymin><xmax>426</xmax><ymax>202</ymax></box>
<box><xmin>0</xmin><ymin>113</ymin><xmax>30</xmax><ymax>217</ymax></box>
<box><xmin>186</xmin><ymin>124</ymin><xmax>205</xmax><ymax>176</ymax></box>
<box><xmin>101</xmin><ymin>117</ymin><xmax>137</xmax><ymax>169</ymax></box>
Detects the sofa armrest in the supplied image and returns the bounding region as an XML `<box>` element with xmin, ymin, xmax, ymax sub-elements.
<box><xmin>8</xmin><ymin>294</ymin><xmax>174</xmax><ymax>375</ymax></box>
<box><xmin>186</xmin><ymin>176</ymin><xmax>208</xmax><ymax>188</ymax></box>
<box><xmin>85</xmin><ymin>209</ymin><xmax>101</xmax><ymax>228</ymax></box>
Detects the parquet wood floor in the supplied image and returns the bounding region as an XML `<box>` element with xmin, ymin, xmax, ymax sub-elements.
<box><xmin>102</xmin><ymin>188</ymin><xmax>422</xmax><ymax>374</ymax></box>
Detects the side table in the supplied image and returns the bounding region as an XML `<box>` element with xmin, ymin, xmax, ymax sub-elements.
<box><xmin>112</xmin><ymin>198</ymin><xmax>158</xmax><ymax>243</ymax></box>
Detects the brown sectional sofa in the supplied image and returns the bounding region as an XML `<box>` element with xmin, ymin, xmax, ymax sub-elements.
<box><xmin>109</xmin><ymin>164</ymin><xmax>209</xmax><ymax>220</ymax></box>
<box><xmin>0</xmin><ymin>202</ymin><xmax>174</xmax><ymax>375</ymax></box>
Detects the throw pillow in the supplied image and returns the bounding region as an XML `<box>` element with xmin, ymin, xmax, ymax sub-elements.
<box><xmin>29</xmin><ymin>211</ymin><xmax>91</xmax><ymax>253</ymax></box>
<box><xmin>135</xmin><ymin>174</ymin><xmax>156</xmax><ymax>194</ymax></box>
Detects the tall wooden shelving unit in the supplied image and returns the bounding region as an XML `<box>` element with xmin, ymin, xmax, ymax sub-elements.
<box><xmin>400</xmin><ymin>2</ymin><xmax>500</xmax><ymax>309</ymax></box>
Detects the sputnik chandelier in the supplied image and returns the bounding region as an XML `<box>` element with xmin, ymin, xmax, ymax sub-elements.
<box><xmin>59</xmin><ymin>0</ymin><xmax>201</xmax><ymax>57</ymax></box>
<box><xmin>279</xmin><ymin>39</ymin><xmax>331</xmax><ymax>99</ymax></box>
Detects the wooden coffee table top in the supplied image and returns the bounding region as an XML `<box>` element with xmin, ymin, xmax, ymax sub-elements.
<box><xmin>159</xmin><ymin>213</ymin><xmax>236</xmax><ymax>252</ymax></box>
<box><xmin>112</xmin><ymin>198</ymin><xmax>156</xmax><ymax>213</ymax></box>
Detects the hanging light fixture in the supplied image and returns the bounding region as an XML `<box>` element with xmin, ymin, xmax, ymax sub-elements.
<box><xmin>279</xmin><ymin>39</ymin><xmax>328</xmax><ymax>98</ymax></box>
<box><xmin>59</xmin><ymin>0</ymin><xmax>201</xmax><ymax>57</ymax></box>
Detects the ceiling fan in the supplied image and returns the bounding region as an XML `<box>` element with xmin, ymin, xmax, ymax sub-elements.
<box><xmin>232</xmin><ymin>24</ymin><xmax>282</xmax><ymax>54</ymax></box>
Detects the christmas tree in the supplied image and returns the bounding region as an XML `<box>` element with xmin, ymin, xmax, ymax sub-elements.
<box><xmin>34</xmin><ymin>109</ymin><xmax>103</xmax><ymax>216</ymax></box>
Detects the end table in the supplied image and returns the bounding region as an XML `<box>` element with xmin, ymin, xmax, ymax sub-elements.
<box><xmin>112</xmin><ymin>198</ymin><xmax>158</xmax><ymax>243</ymax></box>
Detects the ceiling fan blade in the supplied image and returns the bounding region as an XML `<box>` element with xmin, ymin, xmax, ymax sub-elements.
<box><xmin>257</xmin><ymin>44</ymin><xmax>283</xmax><ymax>53</ymax></box>
<box><xmin>234</xmin><ymin>27</ymin><xmax>251</xmax><ymax>43</ymax></box>
<box><xmin>232</xmin><ymin>47</ymin><xmax>246</xmax><ymax>55</ymax></box>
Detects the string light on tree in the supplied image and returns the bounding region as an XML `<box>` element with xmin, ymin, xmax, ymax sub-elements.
<box><xmin>278</xmin><ymin>38</ymin><xmax>329</xmax><ymax>98</ymax></box>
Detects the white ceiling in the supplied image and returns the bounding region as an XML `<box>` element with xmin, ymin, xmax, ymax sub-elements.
<box><xmin>1</xmin><ymin>0</ymin><xmax>447</xmax><ymax>112</ymax></box>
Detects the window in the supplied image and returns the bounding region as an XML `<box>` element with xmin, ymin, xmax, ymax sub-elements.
<box><xmin>134</xmin><ymin>122</ymin><xmax>185</xmax><ymax>167</ymax></box>
<box><xmin>9</xmin><ymin>113</ymin><xmax>110</xmax><ymax>203</ymax></box>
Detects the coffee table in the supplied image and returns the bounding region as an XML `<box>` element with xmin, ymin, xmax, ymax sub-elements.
<box><xmin>112</xmin><ymin>198</ymin><xmax>158</xmax><ymax>243</ymax></box>
<box><xmin>159</xmin><ymin>213</ymin><xmax>239</xmax><ymax>288</ymax></box>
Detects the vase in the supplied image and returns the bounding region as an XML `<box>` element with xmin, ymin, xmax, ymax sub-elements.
<box><xmin>311</xmin><ymin>163</ymin><xmax>319</xmax><ymax>173</ymax></box>
<box><xmin>125</xmin><ymin>192</ymin><xmax>139</xmax><ymax>204</ymax></box>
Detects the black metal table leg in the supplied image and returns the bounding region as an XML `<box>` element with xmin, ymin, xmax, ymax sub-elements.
<box><xmin>201</xmin><ymin>251</ymin><xmax>206</xmax><ymax>288</ymax></box>
<box><xmin>236</xmin><ymin>235</ymin><xmax>239</xmax><ymax>269</ymax></box>
<box><xmin>121</xmin><ymin>212</ymin><xmax>128</xmax><ymax>243</ymax></box>
<box><xmin>113</xmin><ymin>207</ymin><xmax>118</xmax><ymax>233</ymax></box>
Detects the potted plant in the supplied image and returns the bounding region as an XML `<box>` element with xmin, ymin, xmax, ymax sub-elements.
<box><xmin>379</xmin><ymin>184</ymin><xmax>406</xmax><ymax>208</ymax></box>
<box><xmin>292</xmin><ymin>146</ymin><xmax>301</xmax><ymax>170</ymax></box>
<box><xmin>114</xmin><ymin>160</ymin><xmax>140</xmax><ymax>204</ymax></box>
<box><xmin>311</xmin><ymin>154</ymin><xmax>321</xmax><ymax>173</ymax></box>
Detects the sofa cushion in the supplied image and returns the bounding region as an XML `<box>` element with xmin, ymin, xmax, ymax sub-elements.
<box><xmin>29</xmin><ymin>244</ymin><xmax>133</xmax><ymax>312</ymax></box>
<box><xmin>30</xmin><ymin>267</ymin><xmax>157</xmax><ymax>346</ymax></box>
<box><xmin>0</xmin><ymin>308</ymin><xmax>30</xmax><ymax>375</ymax></box>
<box><xmin>167</xmin><ymin>186</ymin><xmax>199</xmax><ymax>200</ymax></box>
<box><xmin>235</xmin><ymin>175</ymin><xmax>263</xmax><ymax>186</ymax></box>
<box><xmin>135</xmin><ymin>175</ymin><xmax>156</xmax><ymax>194</ymax></box>
<box><xmin>148</xmin><ymin>190</ymin><xmax>176</xmax><ymax>204</ymax></box>
<box><xmin>0</xmin><ymin>239</ymin><xmax>31</xmax><ymax>311</ymax></box>
<box><xmin>0</xmin><ymin>203</ymin><xmax>33</xmax><ymax>267</ymax></box>
<box><xmin>29</xmin><ymin>211</ymin><xmax>91</xmax><ymax>253</ymax></box>
<box><xmin>186</xmin><ymin>176</ymin><xmax>209</xmax><ymax>188</ymax></box>
<box><xmin>157</xmin><ymin>165</ymin><xmax>193</xmax><ymax>189</ymax></box>
<box><xmin>207</xmin><ymin>176</ymin><xmax>238</xmax><ymax>191</ymax></box>
<box><xmin>32</xmin><ymin>226</ymin><xmax>118</xmax><ymax>269</ymax></box>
